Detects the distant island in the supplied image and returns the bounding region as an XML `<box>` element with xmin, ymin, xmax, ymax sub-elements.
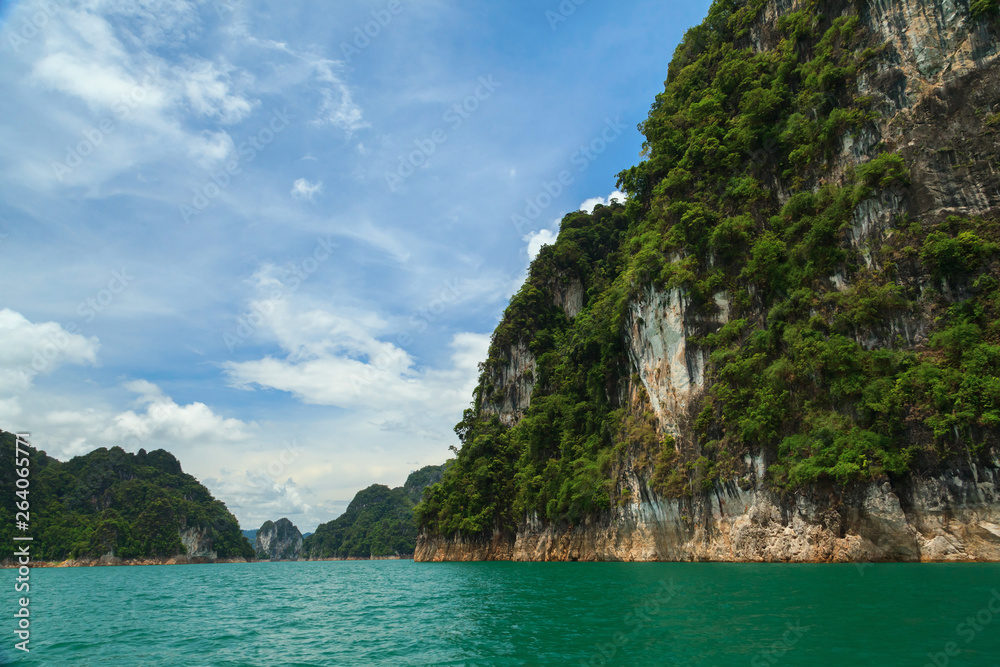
<box><xmin>254</xmin><ymin>518</ymin><xmax>303</xmax><ymax>561</ymax></box>
<box><xmin>301</xmin><ymin>464</ymin><xmax>446</xmax><ymax>559</ymax></box>
<box><xmin>0</xmin><ymin>431</ymin><xmax>253</xmax><ymax>565</ymax></box>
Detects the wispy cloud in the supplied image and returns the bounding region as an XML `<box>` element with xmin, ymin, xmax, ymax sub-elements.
<box><xmin>291</xmin><ymin>178</ymin><xmax>322</xmax><ymax>200</ymax></box>
<box><xmin>222</xmin><ymin>294</ymin><xmax>488</xmax><ymax>419</ymax></box>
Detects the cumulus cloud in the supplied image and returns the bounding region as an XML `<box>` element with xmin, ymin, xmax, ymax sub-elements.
<box><xmin>26</xmin><ymin>379</ymin><xmax>256</xmax><ymax>461</ymax></box>
<box><xmin>106</xmin><ymin>379</ymin><xmax>253</xmax><ymax>444</ymax></box>
<box><xmin>291</xmin><ymin>178</ymin><xmax>322</xmax><ymax>201</ymax></box>
<box><xmin>0</xmin><ymin>309</ymin><xmax>100</xmax><ymax>393</ymax></box>
<box><xmin>580</xmin><ymin>190</ymin><xmax>627</xmax><ymax>214</ymax></box>
<box><xmin>524</xmin><ymin>225</ymin><xmax>559</xmax><ymax>261</ymax></box>
<box><xmin>201</xmin><ymin>469</ymin><xmax>312</xmax><ymax>530</ymax></box>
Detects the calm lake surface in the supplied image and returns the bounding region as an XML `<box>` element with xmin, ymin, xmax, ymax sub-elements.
<box><xmin>0</xmin><ymin>561</ymin><xmax>998</xmax><ymax>665</ymax></box>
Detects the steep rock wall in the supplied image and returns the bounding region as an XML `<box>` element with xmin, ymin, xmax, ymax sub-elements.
<box><xmin>181</xmin><ymin>526</ymin><xmax>218</xmax><ymax>561</ymax></box>
<box><xmin>550</xmin><ymin>276</ymin><xmax>585</xmax><ymax>319</ymax></box>
<box><xmin>627</xmin><ymin>286</ymin><xmax>731</xmax><ymax>437</ymax></box>
<box><xmin>255</xmin><ymin>518</ymin><xmax>304</xmax><ymax>560</ymax></box>
<box><xmin>480</xmin><ymin>341</ymin><xmax>537</xmax><ymax>427</ymax></box>
<box><xmin>417</xmin><ymin>0</ymin><xmax>1000</xmax><ymax>563</ymax></box>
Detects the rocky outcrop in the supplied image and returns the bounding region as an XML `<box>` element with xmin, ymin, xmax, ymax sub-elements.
<box><xmin>627</xmin><ymin>286</ymin><xmax>731</xmax><ymax>437</ymax></box>
<box><xmin>550</xmin><ymin>276</ymin><xmax>585</xmax><ymax>319</ymax></box>
<box><xmin>417</xmin><ymin>451</ymin><xmax>1000</xmax><ymax>562</ymax></box>
<box><xmin>180</xmin><ymin>526</ymin><xmax>218</xmax><ymax>561</ymax></box>
<box><xmin>481</xmin><ymin>341</ymin><xmax>537</xmax><ymax>427</ymax></box>
<box><xmin>254</xmin><ymin>518</ymin><xmax>303</xmax><ymax>561</ymax></box>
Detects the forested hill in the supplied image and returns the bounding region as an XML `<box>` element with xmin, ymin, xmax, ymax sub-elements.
<box><xmin>416</xmin><ymin>0</ymin><xmax>1000</xmax><ymax>561</ymax></box>
<box><xmin>0</xmin><ymin>431</ymin><xmax>253</xmax><ymax>562</ymax></box>
<box><xmin>302</xmin><ymin>464</ymin><xmax>445</xmax><ymax>559</ymax></box>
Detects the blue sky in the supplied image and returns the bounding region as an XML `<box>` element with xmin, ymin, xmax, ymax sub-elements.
<box><xmin>0</xmin><ymin>0</ymin><xmax>711</xmax><ymax>531</ymax></box>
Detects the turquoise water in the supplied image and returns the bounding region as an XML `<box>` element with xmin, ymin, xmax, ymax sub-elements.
<box><xmin>1</xmin><ymin>561</ymin><xmax>999</xmax><ymax>665</ymax></box>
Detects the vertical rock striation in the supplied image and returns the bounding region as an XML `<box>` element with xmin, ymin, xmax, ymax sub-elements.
<box><xmin>254</xmin><ymin>518</ymin><xmax>303</xmax><ymax>561</ymax></box>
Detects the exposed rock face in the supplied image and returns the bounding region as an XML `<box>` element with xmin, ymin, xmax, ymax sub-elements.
<box><xmin>551</xmin><ymin>276</ymin><xmax>585</xmax><ymax>319</ymax></box>
<box><xmin>181</xmin><ymin>526</ymin><xmax>218</xmax><ymax>561</ymax></box>
<box><xmin>480</xmin><ymin>272</ymin><xmax>584</xmax><ymax>427</ymax></box>
<box><xmin>254</xmin><ymin>518</ymin><xmax>303</xmax><ymax>561</ymax></box>
<box><xmin>417</xmin><ymin>451</ymin><xmax>1000</xmax><ymax>562</ymax></box>
<box><xmin>481</xmin><ymin>341</ymin><xmax>537</xmax><ymax>427</ymax></box>
<box><xmin>627</xmin><ymin>286</ymin><xmax>732</xmax><ymax>437</ymax></box>
<box><xmin>417</xmin><ymin>0</ymin><xmax>1000</xmax><ymax>563</ymax></box>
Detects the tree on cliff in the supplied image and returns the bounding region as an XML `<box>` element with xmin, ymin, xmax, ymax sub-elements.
<box><xmin>417</xmin><ymin>0</ymin><xmax>1000</xmax><ymax>542</ymax></box>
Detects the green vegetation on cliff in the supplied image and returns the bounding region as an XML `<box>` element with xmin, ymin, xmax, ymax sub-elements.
<box><xmin>0</xmin><ymin>431</ymin><xmax>254</xmax><ymax>561</ymax></box>
<box><xmin>418</xmin><ymin>0</ymin><xmax>1000</xmax><ymax>539</ymax></box>
<box><xmin>302</xmin><ymin>464</ymin><xmax>445</xmax><ymax>558</ymax></box>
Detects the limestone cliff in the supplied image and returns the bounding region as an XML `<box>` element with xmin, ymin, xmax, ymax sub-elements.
<box><xmin>254</xmin><ymin>518</ymin><xmax>303</xmax><ymax>561</ymax></box>
<box><xmin>418</xmin><ymin>451</ymin><xmax>1000</xmax><ymax>562</ymax></box>
<box><xmin>417</xmin><ymin>0</ymin><xmax>1000</xmax><ymax>563</ymax></box>
<box><xmin>480</xmin><ymin>340</ymin><xmax>538</xmax><ymax>427</ymax></box>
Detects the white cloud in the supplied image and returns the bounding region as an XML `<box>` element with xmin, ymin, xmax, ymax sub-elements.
<box><xmin>0</xmin><ymin>309</ymin><xmax>100</xmax><ymax>393</ymax></box>
<box><xmin>180</xmin><ymin>59</ymin><xmax>257</xmax><ymax>124</ymax></box>
<box><xmin>30</xmin><ymin>9</ymin><xmax>255</xmax><ymax>125</ymax></box>
<box><xmin>316</xmin><ymin>82</ymin><xmax>369</xmax><ymax>135</ymax></box>
<box><xmin>222</xmin><ymin>296</ymin><xmax>488</xmax><ymax>419</ymax></box>
<box><xmin>189</xmin><ymin>129</ymin><xmax>237</xmax><ymax>165</ymax></box>
<box><xmin>22</xmin><ymin>379</ymin><xmax>255</xmax><ymax>461</ymax></box>
<box><xmin>291</xmin><ymin>178</ymin><xmax>322</xmax><ymax>201</ymax></box>
<box><xmin>106</xmin><ymin>379</ymin><xmax>253</xmax><ymax>444</ymax></box>
<box><xmin>0</xmin><ymin>398</ymin><xmax>23</xmax><ymax>422</ymax></box>
<box><xmin>201</xmin><ymin>470</ymin><xmax>312</xmax><ymax>530</ymax></box>
<box><xmin>10</xmin><ymin>0</ymin><xmax>257</xmax><ymax>188</ymax></box>
<box><xmin>524</xmin><ymin>225</ymin><xmax>559</xmax><ymax>261</ymax></box>
<box><xmin>580</xmin><ymin>190</ymin><xmax>627</xmax><ymax>214</ymax></box>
